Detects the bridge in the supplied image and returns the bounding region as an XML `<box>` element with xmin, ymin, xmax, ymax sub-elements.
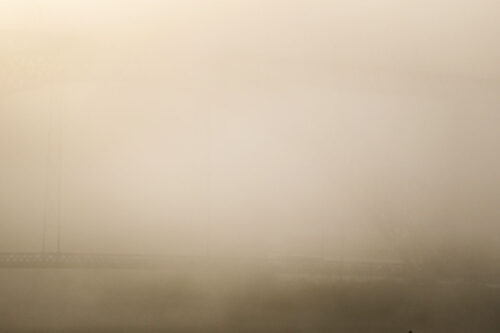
<box><xmin>0</xmin><ymin>252</ymin><xmax>407</xmax><ymax>280</ymax></box>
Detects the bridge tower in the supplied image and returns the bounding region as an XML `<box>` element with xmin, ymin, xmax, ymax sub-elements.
<box><xmin>41</xmin><ymin>92</ymin><xmax>63</xmax><ymax>254</ymax></box>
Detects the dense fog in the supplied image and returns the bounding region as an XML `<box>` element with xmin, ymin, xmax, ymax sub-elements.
<box><xmin>1</xmin><ymin>1</ymin><xmax>499</xmax><ymax>332</ymax></box>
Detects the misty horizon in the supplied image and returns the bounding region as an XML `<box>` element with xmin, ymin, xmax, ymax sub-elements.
<box><xmin>1</xmin><ymin>1</ymin><xmax>500</xmax><ymax>332</ymax></box>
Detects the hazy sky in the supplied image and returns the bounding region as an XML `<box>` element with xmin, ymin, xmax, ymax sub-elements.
<box><xmin>1</xmin><ymin>1</ymin><xmax>499</xmax><ymax>262</ymax></box>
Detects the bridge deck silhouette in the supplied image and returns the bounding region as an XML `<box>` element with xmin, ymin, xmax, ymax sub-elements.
<box><xmin>0</xmin><ymin>252</ymin><xmax>406</xmax><ymax>277</ymax></box>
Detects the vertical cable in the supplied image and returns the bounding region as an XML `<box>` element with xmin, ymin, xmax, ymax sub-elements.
<box><xmin>55</xmin><ymin>103</ymin><xmax>63</xmax><ymax>254</ymax></box>
<box><xmin>205</xmin><ymin>106</ymin><xmax>212</xmax><ymax>258</ymax></box>
<box><xmin>42</xmin><ymin>81</ymin><xmax>63</xmax><ymax>255</ymax></box>
<box><xmin>42</xmin><ymin>106</ymin><xmax>53</xmax><ymax>253</ymax></box>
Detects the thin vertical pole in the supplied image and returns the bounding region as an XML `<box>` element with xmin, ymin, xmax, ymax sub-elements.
<box><xmin>55</xmin><ymin>98</ymin><xmax>63</xmax><ymax>255</ymax></box>
<box><xmin>42</xmin><ymin>107</ymin><xmax>54</xmax><ymax>253</ymax></box>
<box><xmin>321</xmin><ymin>221</ymin><xmax>325</xmax><ymax>260</ymax></box>
<box><xmin>42</xmin><ymin>82</ymin><xmax>63</xmax><ymax>255</ymax></box>
<box><xmin>205</xmin><ymin>106</ymin><xmax>212</xmax><ymax>258</ymax></box>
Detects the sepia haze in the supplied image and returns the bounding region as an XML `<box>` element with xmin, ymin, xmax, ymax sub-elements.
<box><xmin>1</xmin><ymin>0</ymin><xmax>499</xmax><ymax>269</ymax></box>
